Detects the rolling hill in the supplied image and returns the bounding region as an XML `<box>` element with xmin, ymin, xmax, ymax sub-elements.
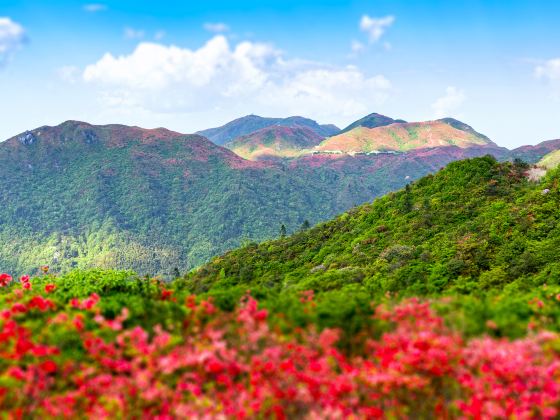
<box><xmin>225</xmin><ymin>125</ymin><xmax>324</xmax><ymax>160</ymax></box>
<box><xmin>185</xmin><ymin>156</ymin><xmax>560</xmax><ymax>302</ymax></box>
<box><xmin>511</xmin><ymin>138</ymin><xmax>560</xmax><ymax>163</ymax></box>
<box><xmin>315</xmin><ymin>119</ymin><xmax>496</xmax><ymax>154</ymax></box>
<box><xmin>538</xmin><ymin>149</ymin><xmax>560</xmax><ymax>169</ymax></box>
<box><xmin>197</xmin><ymin>114</ymin><xmax>339</xmax><ymax>145</ymax></box>
<box><xmin>338</xmin><ymin>112</ymin><xmax>405</xmax><ymax>134</ymax></box>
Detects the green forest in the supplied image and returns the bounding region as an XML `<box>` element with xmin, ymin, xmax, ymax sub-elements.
<box><xmin>178</xmin><ymin>156</ymin><xmax>560</xmax><ymax>338</ymax></box>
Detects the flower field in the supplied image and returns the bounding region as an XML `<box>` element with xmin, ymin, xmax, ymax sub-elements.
<box><xmin>1</xmin><ymin>271</ymin><xmax>559</xmax><ymax>418</ymax></box>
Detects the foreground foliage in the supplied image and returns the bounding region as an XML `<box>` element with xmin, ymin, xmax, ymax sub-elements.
<box><xmin>1</xmin><ymin>270</ymin><xmax>560</xmax><ymax>418</ymax></box>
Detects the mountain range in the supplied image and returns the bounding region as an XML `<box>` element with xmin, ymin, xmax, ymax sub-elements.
<box><xmin>1</xmin><ymin>112</ymin><xmax>558</xmax><ymax>276</ymax></box>
<box><xmin>225</xmin><ymin>126</ymin><xmax>324</xmax><ymax>160</ymax></box>
<box><xmin>197</xmin><ymin>115</ymin><xmax>339</xmax><ymax>145</ymax></box>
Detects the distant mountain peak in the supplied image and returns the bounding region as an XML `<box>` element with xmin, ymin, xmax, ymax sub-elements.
<box><xmin>316</xmin><ymin>119</ymin><xmax>495</xmax><ymax>154</ymax></box>
<box><xmin>197</xmin><ymin>115</ymin><xmax>339</xmax><ymax>145</ymax></box>
<box><xmin>3</xmin><ymin>120</ymin><xmax>270</xmax><ymax>171</ymax></box>
<box><xmin>225</xmin><ymin>125</ymin><xmax>324</xmax><ymax>160</ymax></box>
<box><xmin>339</xmin><ymin>112</ymin><xmax>403</xmax><ymax>134</ymax></box>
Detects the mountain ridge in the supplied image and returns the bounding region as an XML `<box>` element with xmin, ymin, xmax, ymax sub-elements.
<box><xmin>315</xmin><ymin>119</ymin><xmax>497</xmax><ymax>154</ymax></box>
<box><xmin>225</xmin><ymin>125</ymin><xmax>324</xmax><ymax>160</ymax></box>
<box><xmin>339</xmin><ymin>112</ymin><xmax>405</xmax><ymax>134</ymax></box>
<box><xmin>197</xmin><ymin>114</ymin><xmax>339</xmax><ymax>145</ymax></box>
<box><xmin>1</xmin><ymin>118</ymin><xmax>558</xmax><ymax>277</ymax></box>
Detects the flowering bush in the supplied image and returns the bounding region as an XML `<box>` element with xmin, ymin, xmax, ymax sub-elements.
<box><xmin>0</xmin><ymin>273</ymin><xmax>559</xmax><ymax>418</ymax></box>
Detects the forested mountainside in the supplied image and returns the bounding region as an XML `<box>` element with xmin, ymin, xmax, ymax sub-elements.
<box><xmin>3</xmin><ymin>153</ymin><xmax>560</xmax><ymax>418</ymax></box>
<box><xmin>186</xmin><ymin>156</ymin><xmax>560</xmax><ymax>304</ymax></box>
<box><xmin>1</xmin><ymin>121</ymin><xmax>505</xmax><ymax>277</ymax></box>
<box><xmin>1</xmin><ymin>116</ymin><xmax>558</xmax><ymax>277</ymax></box>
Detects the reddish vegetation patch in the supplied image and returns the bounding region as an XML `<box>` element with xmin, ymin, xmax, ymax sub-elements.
<box><xmin>105</xmin><ymin>126</ymin><xmax>182</xmax><ymax>148</ymax></box>
<box><xmin>512</xmin><ymin>138</ymin><xmax>560</xmax><ymax>163</ymax></box>
<box><xmin>0</xmin><ymin>276</ymin><xmax>559</xmax><ymax>418</ymax></box>
<box><xmin>225</xmin><ymin>155</ymin><xmax>273</xmax><ymax>170</ymax></box>
<box><xmin>317</xmin><ymin>121</ymin><xmax>488</xmax><ymax>153</ymax></box>
<box><xmin>288</xmin><ymin>154</ymin><xmax>344</xmax><ymax>168</ymax></box>
<box><xmin>228</xmin><ymin>126</ymin><xmax>324</xmax><ymax>160</ymax></box>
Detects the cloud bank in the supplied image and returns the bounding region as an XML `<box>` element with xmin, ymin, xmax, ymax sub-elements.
<box><xmin>82</xmin><ymin>35</ymin><xmax>391</xmax><ymax>124</ymax></box>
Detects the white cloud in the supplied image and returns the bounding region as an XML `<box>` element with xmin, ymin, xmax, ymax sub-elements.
<box><xmin>360</xmin><ymin>15</ymin><xmax>395</xmax><ymax>43</ymax></box>
<box><xmin>203</xmin><ymin>22</ymin><xmax>230</xmax><ymax>33</ymax></box>
<box><xmin>124</xmin><ymin>27</ymin><xmax>145</xmax><ymax>40</ymax></box>
<box><xmin>82</xmin><ymin>36</ymin><xmax>391</xmax><ymax>124</ymax></box>
<box><xmin>431</xmin><ymin>86</ymin><xmax>466</xmax><ymax>118</ymax></box>
<box><xmin>535</xmin><ymin>58</ymin><xmax>560</xmax><ymax>82</ymax></box>
<box><xmin>0</xmin><ymin>17</ymin><xmax>26</xmax><ymax>65</ymax></box>
<box><xmin>154</xmin><ymin>30</ymin><xmax>166</xmax><ymax>41</ymax></box>
<box><xmin>83</xmin><ymin>4</ymin><xmax>107</xmax><ymax>12</ymax></box>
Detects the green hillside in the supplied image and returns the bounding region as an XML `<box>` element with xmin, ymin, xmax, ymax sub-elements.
<box><xmin>186</xmin><ymin>156</ymin><xmax>560</xmax><ymax>302</ymax></box>
<box><xmin>2</xmin><ymin>120</ymin><xmax>558</xmax><ymax>280</ymax></box>
<box><xmin>539</xmin><ymin>149</ymin><xmax>560</xmax><ymax>169</ymax></box>
<box><xmin>0</xmin><ymin>122</ymin><xmax>344</xmax><ymax>276</ymax></box>
<box><xmin>1</xmin><ymin>121</ymin><xmax>497</xmax><ymax>277</ymax></box>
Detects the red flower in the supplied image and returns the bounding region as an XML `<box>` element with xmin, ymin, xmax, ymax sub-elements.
<box><xmin>45</xmin><ymin>284</ymin><xmax>56</xmax><ymax>293</ymax></box>
<box><xmin>72</xmin><ymin>315</ymin><xmax>84</xmax><ymax>331</ymax></box>
<box><xmin>11</xmin><ymin>303</ymin><xmax>27</xmax><ymax>314</ymax></box>
<box><xmin>20</xmin><ymin>275</ymin><xmax>30</xmax><ymax>283</ymax></box>
<box><xmin>0</xmin><ymin>273</ymin><xmax>12</xmax><ymax>287</ymax></box>
<box><xmin>254</xmin><ymin>309</ymin><xmax>268</xmax><ymax>321</ymax></box>
<box><xmin>28</xmin><ymin>296</ymin><xmax>54</xmax><ymax>311</ymax></box>
<box><xmin>161</xmin><ymin>289</ymin><xmax>173</xmax><ymax>300</ymax></box>
<box><xmin>39</xmin><ymin>360</ymin><xmax>57</xmax><ymax>374</ymax></box>
<box><xmin>8</xmin><ymin>367</ymin><xmax>26</xmax><ymax>381</ymax></box>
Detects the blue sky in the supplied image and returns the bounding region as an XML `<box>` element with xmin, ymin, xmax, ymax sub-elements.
<box><xmin>1</xmin><ymin>0</ymin><xmax>559</xmax><ymax>147</ymax></box>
